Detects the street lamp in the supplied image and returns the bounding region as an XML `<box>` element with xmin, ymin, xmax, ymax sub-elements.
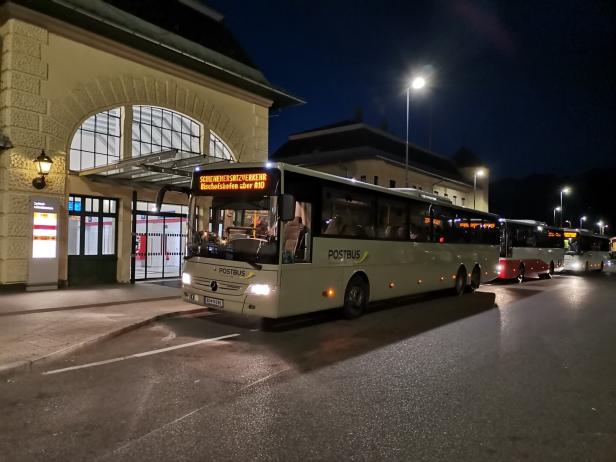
<box><xmin>405</xmin><ymin>76</ymin><xmax>427</xmax><ymax>187</ymax></box>
<box><xmin>597</xmin><ymin>221</ymin><xmax>605</xmax><ymax>235</ymax></box>
<box><xmin>553</xmin><ymin>206</ymin><xmax>561</xmax><ymax>226</ymax></box>
<box><xmin>580</xmin><ymin>215</ymin><xmax>587</xmax><ymax>229</ymax></box>
<box><xmin>559</xmin><ymin>186</ymin><xmax>571</xmax><ymax>227</ymax></box>
<box><xmin>473</xmin><ymin>168</ymin><xmax>485</xmax><ymax>209</ymax></box>
<box><xmin>32</xmin><ymin>150</ymin><xmax>54</xmax><ymax>190</ymax></box>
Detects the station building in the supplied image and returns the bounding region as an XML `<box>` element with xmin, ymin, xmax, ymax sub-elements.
<box><xmin>0</xmin><ymin>0</ymin><xmax>301</xmax><ymax>290</ymax></box>
<box><xmin>271</xmin><ymin>120</ymin><xmax>490</xmax><ymax>211</ymax></box>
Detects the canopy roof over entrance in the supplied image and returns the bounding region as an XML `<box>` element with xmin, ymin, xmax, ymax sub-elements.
<box><xmin>77</xmin><ymin>149</ymin><xmax>227</xmax><ymax>186</ymax></box>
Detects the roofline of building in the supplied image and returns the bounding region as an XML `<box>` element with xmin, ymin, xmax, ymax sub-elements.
<box><xmin>3</xmin><ymin>0</ymin><xmax>304</xmax><ymax>109</ymax></box>
<box><xmin>373</xmin><ymin>155</ymin><xmax>472</xmax><ymax>188</ymax></box>
<box><xmin>288</xmin><ymin>122</ymin><xmax>453</xmax><ymax>162</ymax></box>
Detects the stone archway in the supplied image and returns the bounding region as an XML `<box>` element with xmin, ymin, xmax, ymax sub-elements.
<box><xmin>44</xmin><ymin>74</ymin><xmax>247</xmax><ymax>165</ymax></box>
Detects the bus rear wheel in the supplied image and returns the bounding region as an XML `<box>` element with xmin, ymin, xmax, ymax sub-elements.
<box><xmin>584</xmin><ymin>261</ymin><xmax>590</xmax><ymax>272</ymax></box>
<box><xmin>466</xmin><ymin>266</ymin><xmax>481</xmax><ymax>293</ymax></box>
<box><xmin>549</xmin><ymin>261</ymin><xmax>555</xmax><ymax>275</ymax></box>
<box><xmin>516</xmin><ymin>264</ymin><xmax>525</xmax><ymax>283</ymax></box>
<box><xmin>453</xmin><ymin>267</ymin><xmax>467</xmax><ymax>296</ymax></box>
<box><xmin>597</xmin><ymin>261</ymin><xmax>604</xmax><ymax>273</ymax></box>
<box><xmin>342</xmin><ymin>275</ymin><xmax>369</xmax><ymax>319</ymax></box>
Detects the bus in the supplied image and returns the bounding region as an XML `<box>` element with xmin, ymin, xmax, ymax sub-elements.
<box><xmin>170</xmin><ymin>162</ymin><xmax>501</xmax><ymax>322</ymax></box>
<box><xmin>497</xmin><ymin>219</ymin><xmax>565</xmax><ymax>281</ymax></box>
<box><xmin>563</xmin><ymin>229</ymin><xmax>610</xmax><ymax>272</ymax></box>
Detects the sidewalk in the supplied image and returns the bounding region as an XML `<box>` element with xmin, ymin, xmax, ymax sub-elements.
<box><xmin>0</xmin><ymin>282</ymin><xmax>207</xmax><ymax>376</ymax></box>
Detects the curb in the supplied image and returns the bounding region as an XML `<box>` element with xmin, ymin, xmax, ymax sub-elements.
<box><xmin>0</xmin><ymin>306</ymin><xmax>211</xmax><ymax>379</ymax></box>
<box><xmin>0</xmin><ymin>295</ymin><xmax>181</xmax><ymax>317</ymax></box>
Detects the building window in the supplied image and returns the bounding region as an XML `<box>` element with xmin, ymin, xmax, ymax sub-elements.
<box><xmin>412</xmin><ymin>185</ymin><xmax>417</xmax><ymax>189</ymax></box>
<box><xmin>461</xmin><ymin>197</ymin><xmax>466</xmax><ymax>206</ymax></box>
<box><xmin>453</xmin><ymin>195</ymin><xmax>457</xmax><ymax>205</ymax></box>
<box><xmin>132</xmin><ymin>106</ymin><xmax>201</xmax><ymax>158</ymax></box>
<box><xmin>418</xmin><ymin>186</ymin><xmax>423</xmax><ymax>191</ymax></box>
<box><xmin>373</xmin><ymin>176</ymin><xmax>379</xmax><ymax>185</ymax></box>
<box><xmin>444</xmin><ymin>193</ymin><xmax>449</xmax><ymax>197</ymax></box>
<box><xmin>209</xmin><ymin>130</ymin><xmax>235</xmax><ymax>161</ymax></box>
<box><xmin>70</xmin><ymin>108</ymin><xmax>122</xmax><ymax>171</ymax></box>
<box><xmin>360</xmin><ymin>175</ymin><xmax>367</xmax><ymax>182</ymax></box>
<box><xmin>434</xmin><ymin>191</ymin><xmax>439</xmax><ymax>195</ymax></box>
<box><xmin>389</xmin><ymin>180</ymin><xmax>396</xmax><ymax>188</ymax></box>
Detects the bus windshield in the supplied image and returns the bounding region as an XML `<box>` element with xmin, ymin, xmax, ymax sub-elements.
<box><xmin>186</xmin><ymin>195</ymin><xmax>279</xmax><ymax>265</ymax></box>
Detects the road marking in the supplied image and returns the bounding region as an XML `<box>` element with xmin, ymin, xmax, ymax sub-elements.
<box><xmin>42</xmin><ymin>333</ymin><xmax>240</xmax><ymax>375</ymax></box>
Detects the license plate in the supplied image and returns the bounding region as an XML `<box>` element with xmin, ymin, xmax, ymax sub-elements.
<box><xmin>204</xmin><ymin>296</ymin><xmax>224</xmax><ymax>308</ymax></box>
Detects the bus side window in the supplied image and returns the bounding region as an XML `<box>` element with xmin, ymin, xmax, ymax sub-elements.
<box><xmin>408</xmin><ymin>201</ymin><xmax>430</xmax><ymax>242</ymax></box>
<box><xmin>283</xmin><ymin>201</ymin><xmax>312</xmax><ymax>264</ymax></box>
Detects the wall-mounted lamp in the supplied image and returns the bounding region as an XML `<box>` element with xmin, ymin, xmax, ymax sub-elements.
<box><xmin>32</xmin><ymin>150</ymin><xmax>53</xmax><ymax>189</ymax></box>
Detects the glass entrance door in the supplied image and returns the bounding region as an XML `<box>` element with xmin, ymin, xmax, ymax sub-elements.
<box><xmin>132</xmin><ymin>202</ymin><xmax>187</xmax><ymax>280</ymax></box>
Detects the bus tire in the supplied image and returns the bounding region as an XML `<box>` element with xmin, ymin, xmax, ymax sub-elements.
<box><xmin>597</xmin><ymin>261</ymin><xmax>604</xmax><ymax>272</ymax></box>
<box><xmin>261</xmin><ymin>317</ymin><xmax>277</xmax><ymax>331</ymax></box>
<box><xmin>549</xmin><ymin>261</ymin><xmax>555</xmax><ymax>275</ymax></box>
<box><xmin>516</xmin><ymin>264</ymin><xmax>525</xmax><ymax>283</ymax></box>
<box><xmin>453</xmin><ymin>267</ymin><xmax>467</xmax><ymax>296</ymax></box>
<box><xmin>342</xmin><ymin>275</ymin><xmax>369</xmax><ymax>319</ymax></box>
<box><xmin>466</xmin><ymin>265</ymin><xmax>481</xmax><ymax>293</ymax></box>
<box><xmin>584</xmin><ymin>261</ymin><xmax>590</xmax><ymax>272</ymax></box>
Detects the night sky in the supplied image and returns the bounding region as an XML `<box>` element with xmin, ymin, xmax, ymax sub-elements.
<box><xmin>208</xmin><ymin>0</ymin><xmax>615</xmax><ymax>179</ymax></box>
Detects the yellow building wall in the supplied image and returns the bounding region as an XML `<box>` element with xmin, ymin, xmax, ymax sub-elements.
<box><xmin>307</xmin><ymin>158</ymin><xmax>489</xmax><ymax>211</ymax></box>
<box><xmin>0</xmin><ymin>15</ymin><xmax>271</xmax><ymax>286</ymax></box>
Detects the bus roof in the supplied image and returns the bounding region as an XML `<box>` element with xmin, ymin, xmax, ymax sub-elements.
<box><xmin>499</xmin><ymin>218</ymin><xmax>549</xmax><ymax>228</ymax></box>
<box><xmin>194</xmin><ymin>161</ymin><xmax>499</xmax><ymax>219</ymax></box>
<box><xmin>563</xmin><ymin>228</ymin><xmax>609</xmax><ymax>239</ymax></box>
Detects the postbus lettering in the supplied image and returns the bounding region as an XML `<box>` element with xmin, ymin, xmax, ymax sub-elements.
<box><xmin>328</xmin><ymin>249</ymin><xmax>361</xmax><ymax>260</ymax></box>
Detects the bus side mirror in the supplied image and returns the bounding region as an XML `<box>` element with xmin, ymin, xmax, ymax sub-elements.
<box><xmin>279</xmin><ymin>194</ymin><xmax>295</xmax><ymax>221</ymax></box>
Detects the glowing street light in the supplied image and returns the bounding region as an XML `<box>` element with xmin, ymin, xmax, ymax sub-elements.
<box><xmin>559</xmin><ymin>186</ymin><xmax>571</xmax><ymax>227</ymax></box>
<box><xmin>553</xmin><ymin>206</ymin><xmax>561</xmax><ymax>226</ymax></box>
<box><xmin>473</xmin><ymin>168</ymin><xmax>486</xmax><ymax>209</ymax></box>
<box><xmin>404</xmin><ymin>75</ymin><xmax>428</xmax><ymax>187</ymax></box>
<box><xmin>580</xmin><ymin>215</ymin><xmax>587</xmax><ymax>229</ymax></box>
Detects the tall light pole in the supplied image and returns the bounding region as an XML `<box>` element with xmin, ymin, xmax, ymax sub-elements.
<box><xmin>559</xmin><ymin>186</ymin><xmax>571</xmax><ymax>227</ymax></box>
<box><xmin>580</xmin><ymin>215</ymin><xmax>587</xmax><ymax>229</ymax></box>
<box><xmin>553</xmin><ymin>206</ymin><xmax>561</xmax><ymax>226</ymax></box>
<box><xmin>473</xmin><ymin>168</ymin><xmax>485</xmax><ymax>209</ymax></box>
<box><xmin>405</xmin><ymin>76</ymin><xmax>426</xmax><ymax>187</ymax></box>
<box><xmin>597</xmin><ymin>221</ymin><xmax>605</xmax><ymax>235</ymax></box>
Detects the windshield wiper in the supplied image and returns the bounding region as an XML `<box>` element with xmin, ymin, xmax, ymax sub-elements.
<box><xmin>246</xmin><ymin>259</ymin><xmax>263</xmax><ymax>270</ymax></box>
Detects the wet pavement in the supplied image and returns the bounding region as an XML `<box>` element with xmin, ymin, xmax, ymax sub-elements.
<box><xmin>1</xmin><ymin>273</ymin><xmax>615</xmax><ymax>461</ymax></box>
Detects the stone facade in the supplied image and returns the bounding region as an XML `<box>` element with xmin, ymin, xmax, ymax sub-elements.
<box><xmin>0</xmin><ymin>14</ymin><xmax>272</xmax><ymax>287</ymax></box>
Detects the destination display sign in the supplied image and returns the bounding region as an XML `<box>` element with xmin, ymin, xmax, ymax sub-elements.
<box><xmin>195</xmin><ymin>169</ymin><xmax>279</xmax><ymax>195</ymax></box>
<box><xmin>564</xmin><ymin>231</ymin><xmax>578</xmax><ymax>238</ymax></box>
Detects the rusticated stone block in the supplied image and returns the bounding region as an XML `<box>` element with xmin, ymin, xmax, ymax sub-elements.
<box><xmin>2</xmin><ymin>236</ymin><xmax>29</xmax><ymax>259</ymax></box>
<box><xmin>9</xmin><ymin>20</ymin><xmax>48</xmax><ymax>43</ymax></box>
<box><xmin>3</xmin><ymin>107</ymin><xmax>39</xmax><ymax>130</ymax></box>
<box><xmin>6</xmin><ymin>213</ymin><xmax>29</xmax><ymax>237</ymax></box>
<box><xmin>0</xmin><ymin>258</ymin><xmax>28</xmax><ymax>283</ymax></box>
<box><xmin>46</xmin><ymin>134</ymin><xmax>68</xmax><ymax>155</ymax></box>
<box><xmin>48</xmin><ymin>99</ymin><xmax>76</xmax><ymax>128</ymax></box>
<box><xmin>1</xmin><ymin>70</ymin><xmax>40</xmax><ymax>94</ymax></box>
<box><xmin>1</xmin><ymin>51</ymin><xmax>47</xmax><ymax>78</ymax></box>
<box><xmin>41</xmin><ymin>115</ymin><xmax>68</xmax><ymax>139</ymax></box>
<box><xmin>3</xmin><ymin>33</ymin><xmax>41</xmax><ymax>58</ymax></box>
<box><xmin>6</xmin><ymin>192</ymin><xmax>30</xmax><ymax>213</ymax></box>
<box><xmin>6</xmin><ymin>127</ymin><xmax>46</xmax><ymax>149</ymax></box>
<box><xmin>1</xmin><ymin>148</ymin><xmax>39</xmax><ymax>169</ymax></box>
<box><xmin>3</xmin><ymin>89</ymin><xmax>47</xmax><ymax>113</ymax></box>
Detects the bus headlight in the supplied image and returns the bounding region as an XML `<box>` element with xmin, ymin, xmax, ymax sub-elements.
<box><xmin>246</xmin><ymin>284</ymin><xmax>271</xmax><ymax>296</ymax></box>
<box><xmin>182</xmin><ymin>272</ymin><xmax>192</xmax><ymax>285</ymax></box>
<box><xmin>571</xmin><ymin>262</ymin><xmax>580</xmax><ymax>270</ymax></box>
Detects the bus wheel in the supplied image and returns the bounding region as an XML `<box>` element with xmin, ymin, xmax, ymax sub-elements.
<box><xmin>549</xmin><ymin>261</ymin><xmax>555</xmax><ymax>275</ymax></box>
<box><xmin>516</xmin><ymin>264</ymin><xmax>525</xmax><ymax>283</ymax></box>
<box><xmin>453</xmin><ymin>267</ymin><xmax>467</xmax><ymax>296</ymax></box>
<box><xmin>342</xmin><ymin>275</ymin><xmax>369</xmax><ymax>319</ymax></box>
<box><xmin>466</xmin><ymin>266</ymin><xmax>481</xmax><ymax>293</ymax></box>
<box><xmin>598</xmin><ymin>261</ymin><xmax>604</xmax><ymax>272</ymax></box>
<box><xmin>584</xmin><ymin>261</ymin><xmax>590</xmax><ymax>272</ymax></box>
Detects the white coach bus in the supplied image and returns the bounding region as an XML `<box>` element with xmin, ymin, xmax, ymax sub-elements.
<box><xmin>173</xmin><ymin>163</ymin><xmax>500</xmax><ymax>321</ymax></box>
<box><xmin>497</xmin><ymin>219</ymin><xmax>565</xmax><ymax>281</ymax></box>
<box><xmin>563</xmin><ymin>229</ymin><xmax>610</xmax><ymax>272</ymax></box>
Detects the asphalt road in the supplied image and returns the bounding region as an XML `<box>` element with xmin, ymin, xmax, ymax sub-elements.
<box><xmin>1</xmin><ymin>273</ymin><xmax>615</xmax><ymax>461</ymax></box>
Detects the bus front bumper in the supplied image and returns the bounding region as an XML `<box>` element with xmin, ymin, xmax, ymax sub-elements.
<box><xmin>183</xmin><ymin>288</ymin><xmax>279</xmax><ymax>318</ymax></box>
